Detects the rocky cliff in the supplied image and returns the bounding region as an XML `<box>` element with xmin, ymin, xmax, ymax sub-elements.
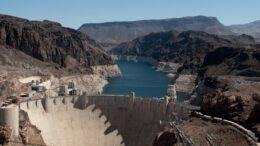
<box><xmin>111</xmin><ymin>30</ymin><xmax>259</xmax><ymax>77</ymax></box>
<box><xmin>198</xmin><ymin>46</ymin><xmax>260</xmax><ymax>77</ymax></box>
<box><xmin>200</xmin><ymin>76</ymin><xmax>260</xmax><ymax>124</ymax></box>
<box><xmin>91</xmin><ymin>64</ymin><xmax>121</xmax><ymax>78</ymax></box>
<box><xmin>110</xmin><ymin>31</ymin><xmax>231</xmax><ymax>61</ymax></box>
<box><xmin>0</xmin><ymin>14</ymin><xmax>115</xmax><ymax>75</ymax></box>
<box><xmin>110</xmin><ymin>29</ymin><xmax>260</xmax><ymax>134</ymax></box>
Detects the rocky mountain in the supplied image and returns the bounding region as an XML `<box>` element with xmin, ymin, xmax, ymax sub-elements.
<box><xmin>201</xmin><ymin>76</ymin><xmax>260</xmax><ymax>122</ymax></box>
<box><xmin>229</xmin><ymin>20</ymin><xmax>260</xmax><ymax>42</ymax></box>
<box><xmin>197</xmin><ymin>75</ymin><xmax>260</xmax><ymax>139</ymax></box>
<box><xmin>198</xmin><ymin>46</ymin><xmax>260</xmax><ymax>77</ymax></box>
<box><xmin>112</xmin><ymin>29</ymin><xmax>260</xmax><ymax>134</ymax></box>
<box><xmin>110</xmin><ymin>30</ymin><xmax>259</xmax><ymax>77</ymax></box>
<box><xmin>79</xmin><ymin>16</ymin><xmax>233</xmax><ymax>49</ymax></box>
<box><xmin>0</xmin><ymin>14</ymin><xmax>115</xmax><ymax>75</ymax></box>
<box><xmin>110</xmin><ymin>30</ymin><xmax>231</xmax><ymax>61</ymax></box>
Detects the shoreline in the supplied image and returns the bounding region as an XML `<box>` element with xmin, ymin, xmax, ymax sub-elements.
<box><xmin>111</xmin><ymin>55</ymin><xmax>196</xmax><ymax>94</ymax></box>
<box><xmin>104</xmin><ymin>57</ymin><xmax>194</xmax><ymax>101</ymax></box>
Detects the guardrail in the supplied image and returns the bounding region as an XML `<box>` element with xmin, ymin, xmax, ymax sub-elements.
<box><xmin>192</xmin><ymin>111</ymin><xmax>258</xmax><ymax>144</ymax></box>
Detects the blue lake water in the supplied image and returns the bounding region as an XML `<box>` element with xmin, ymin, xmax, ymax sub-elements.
<box><xmin>103</xmin><ymin>61</ymin><xmax>189</xmax><ymax>102</ymax></box>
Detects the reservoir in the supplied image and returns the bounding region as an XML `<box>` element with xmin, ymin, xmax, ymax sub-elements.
<box><xmin>103</xmin><ymin>61</ymin><xmax>189</xmax><ymax>102</ymax></box>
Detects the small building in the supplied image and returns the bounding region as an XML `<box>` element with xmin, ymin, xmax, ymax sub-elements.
<box><xmin>69</xmin><ymin>89</ymin><xmax>77</xmax><ymax>96</ymax></box>
<box><xmin>68</xmin><ymin>82</ymin><xmax>75</xmax><ymax>89</ymax></box>
<box><xmin>28</xmin><ymin>91</ymin><xmax>37</xmax><ymax>97</ymax></box>
<box><xmin>59</xmin><ymin>85</ymin><xmax>68</xmax><ymax>96</ymax></box>
<box><xmin>10</xmin><ymin>92</ymin><xmax>17</xmax><ymax>98</ymax></box>
<box><xmin>7</xmin><ymin>93</ymin><xmax>20</xmax><ymax>104</ymax></box>
<box><xmin>20</xmin><ymin>91</ymin><xmax>37</xmax><ymax>98</ymax></box>
<box><xmin>167</xmin><ymin>85</ymin><xmax>177</xmax><ymax>102</ymax></box>
<box><xmin>31</xmin><ymin>85</ymin><xmax>46</xmax><ymax>92</ymax></box>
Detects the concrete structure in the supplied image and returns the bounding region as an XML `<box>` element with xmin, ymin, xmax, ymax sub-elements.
<box><xmin>59</xmin><ymin>85</ymin><xmax>68</xmax><ymax>96</ymax></box>
<box><xmin>38</xmin><ymin>80</ymin><xmax>51</xmax><ymax>90</ymax></box>
<box><xmin>18</xmin><ymin>93</ymin><xmax>187</xmax><ymax>146</ymax></box>
<box><xmin>20</xmin><ymin>91</ymin><xmax>37</xmax><ymax>98</ymax></box>
<box><xmin>167</xmin><ymin>85</ymin><xmax>177</xmax><ymax>102</ymax></box>
<box><xmin>0</xmin><ymin>89</ymin><xmax>256</xmax><ymax>145</ymax></box>
<box><xmin>130</xmin><ymin>91</ymin><xmax>135</xmax><ymax>100</ymax></box>
<box><xmin>68</xmin><ymin>81</ymin><xmax>75</xmax><ymax>89</ymax></box>
<box><xmin>0</xmin><ymin>104</ymin><xmax>19</xmax><ymax>136</ymax></box>
<box><xmin>31</xmin><ymin>85</ymin><xmax>46</xmax><ymax>92</ymax></box>
<box><xmin>19</xmin><ymin>76</ymin><xmax>42</xmax><ymax>84</ymax></box>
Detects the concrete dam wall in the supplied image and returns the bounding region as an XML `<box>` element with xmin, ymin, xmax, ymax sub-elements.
<box><xmin>19</xmin><ymin>94</ymin><xmax>182</xmax><ymax>146</ymax></box>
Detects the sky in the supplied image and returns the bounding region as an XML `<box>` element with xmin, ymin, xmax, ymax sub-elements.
<box><xmin>1</xmin><ymin>0</ymin><xmax>260</xmax><ymax>29</ymax></box>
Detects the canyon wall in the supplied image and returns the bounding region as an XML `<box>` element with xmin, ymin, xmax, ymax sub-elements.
<box><xmin>91</xmin><ymin>64</ymin><xmax>122</xmax><ymax>78</ymax></box>
<box><xmin>174</xmin><ymin>74</ymin><xmax>197</xmax><ymax>94</ymax></box>
<box><xmin>48</xmin><ymin>64</ymin><xmax>121</xmax><ymax>96</ymax></box>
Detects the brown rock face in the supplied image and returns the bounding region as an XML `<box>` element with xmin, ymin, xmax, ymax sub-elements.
<box><xmin>110</xmin><ymin>30</ymin><xmax>233</xmax><ymax>63</ymax></box>
<box><xmin>153</xmin><ymin>128</ymin><xmax>178</xmax><ymax>146</ymax></box>
<box><xmin>200</xmin><ymin>47</ymin><xmax>260</xmax><ymax>77</ymax></box>
<box><xmin>0</xmin><ymin>14</ymin><xmax>114</xmax><ymax>73</ymax></box>
<box><xmin>252</xmin><ymin>124</ymin><xmax>260</xmax><ymax>139</ymax></box>
<box><xmin>19</xmin><ymin>110</ymin><xmax>46</xmax><ymax>145</ymax></box>
<box><xmin>247</xmin><ymin>96</ymin><xmax>260</xmax><ymax>122</ymax></box>
<box><xmin>0</xmin><ymin>126</ymin><xmax>12</xmax><ymax>144</ymax></box>
<box><xmin>201</xmin><ymin>76</ymin><xmax>260</xmax><ymax>123</ymax></box>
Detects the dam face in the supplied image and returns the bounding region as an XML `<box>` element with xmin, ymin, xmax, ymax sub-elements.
<box><xmin>20</xmin><ymin>95</ymin><xmax>181</xmax><ymax>146</ymax></box>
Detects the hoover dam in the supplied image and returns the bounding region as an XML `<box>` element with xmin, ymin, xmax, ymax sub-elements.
<box><xmin>18</xmin><ymin>92</ymin><xmax>186</xmax><ymax>146</ymax></box>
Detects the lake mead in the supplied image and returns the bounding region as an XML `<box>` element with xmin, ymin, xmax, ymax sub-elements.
<box><xmin>103</xmin><ymin>61</ymin><xmax>189</xmax><ymax>102</ymax></box>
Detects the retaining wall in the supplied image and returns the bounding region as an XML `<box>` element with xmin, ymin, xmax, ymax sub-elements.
<box><xmin>19</xmin><ymin>76</ymin><xmax>42</xmax><ymax>84</ymax></box>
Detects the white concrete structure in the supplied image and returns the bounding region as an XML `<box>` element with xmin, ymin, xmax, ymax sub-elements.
<box><xmin>59</xmin><ymin>85</ymin><xmax>68</xmax><ymax>96</ymax></box>
<box><xmin>38</xmin><ymin>80</ymin><xmax>51</xmax><ymax>90</ymax></box>
<box><xmin>0</xmin><ymin>104</ymin><xmax>19</xmax><ymax>136</ymax></box>
<box><xmin>19</xmin><ymin>93</ymin><xmax>182</xmax><ymax>146</ymax></box>
<box><xmin>19</xmin><ymin>76</ymin><xmax>42</xmax><ymax>84</ymax></box>
<box><xmin>167</xmin><ymin>85</ymin><xmax>177</xmax><ymax>102</ymax></box>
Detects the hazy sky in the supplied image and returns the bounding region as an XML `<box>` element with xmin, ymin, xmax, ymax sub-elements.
<box><xmin>1</xmin><ymin>0</ymin><xmax>260</xmax><ymax>29</ymax></box>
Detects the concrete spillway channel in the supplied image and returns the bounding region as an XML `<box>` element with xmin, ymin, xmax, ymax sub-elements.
<box><xmin>18</xmin><ymin>94</ymin><xmax>183</xmax><ymax>146</ymax></box>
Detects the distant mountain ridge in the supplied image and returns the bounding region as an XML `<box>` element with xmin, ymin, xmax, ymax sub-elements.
<box><xmin>79</xmin><ymin>16</ymin><xmax>260</xmax><ymax>50</ymax></box>
<box><xmin>79</xmin><ymin>16</ymin><xmax>234</xmax><ymax>49</ymax></box>
<box><xmin>229</xmin><ymin>20</ymin><xmax>260</xmax><ymax>42</ymax></box>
